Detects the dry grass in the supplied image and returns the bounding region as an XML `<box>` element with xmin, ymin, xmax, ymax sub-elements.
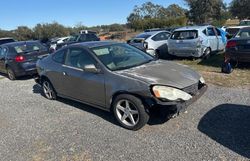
<box><xmin>174</xmin><ymin>54</ymin><xmax>250</xmax><ymax>87</ymax></box>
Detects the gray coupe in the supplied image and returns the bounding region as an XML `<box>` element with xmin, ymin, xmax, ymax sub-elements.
<box><xmin>36</xmin><ymin>41</ymin><xmax>207</xmax><ymax>130</ymax></box>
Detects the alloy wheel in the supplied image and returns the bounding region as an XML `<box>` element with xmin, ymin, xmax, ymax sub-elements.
<box><xmin>42</xmin><ymin>81</ymin><xmax>54</xmax><ymax>99</ymax></box>
<box><xmin>115</xmin><ymin>99</ymin><xmax>139</xmax><ymax>127</ymax></box>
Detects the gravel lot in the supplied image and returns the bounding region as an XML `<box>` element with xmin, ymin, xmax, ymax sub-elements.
<box><xmin>0</xmin><ymin>77</ymin><xmax>249</xmax><ymax>161</ymax></box>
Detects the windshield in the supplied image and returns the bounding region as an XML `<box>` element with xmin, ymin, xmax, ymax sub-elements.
<box><xmin>91</xmin><ymin>43</ymin><xmax>154</xmax><ymax>71</ymax></box>
<box><xmin>235</xmin><ymin>30</ymin><xmax>250</xmax><ymax>38</ymax></box>
<box><xmin>12</xmin><ymin>42</ymin><xmax>46</xmax><ymax>54</ymax></box>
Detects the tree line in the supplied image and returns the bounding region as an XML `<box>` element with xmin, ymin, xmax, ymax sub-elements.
<box><xmin>0</xmin><ymin>0</ymin><xmax>249</xmax><ymax>41</ymax></box>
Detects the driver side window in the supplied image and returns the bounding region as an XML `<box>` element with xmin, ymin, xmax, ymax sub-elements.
<box><xmin>65</xmin><ymin>48</ymin><xmax>96</xmax><ymax>69</ymax></box>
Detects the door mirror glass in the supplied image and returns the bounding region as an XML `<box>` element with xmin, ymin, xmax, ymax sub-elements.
<box><xmin>84</xmin><ymin>64</ymin><xmax>100</xmax><ymax>73</ymax></box>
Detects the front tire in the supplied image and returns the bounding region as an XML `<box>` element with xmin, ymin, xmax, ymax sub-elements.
<box><xmin>42</xmin><ymin>79</ymin><xmax>57</xmax><ymax>100</ymax></box>
<box><xmin>113</xmin><ymin>94</ymin><xmax>149</xmax><ymax>130</ymax></box>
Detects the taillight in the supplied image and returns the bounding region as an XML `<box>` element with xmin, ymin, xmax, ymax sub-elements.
<box><xmin>226</xmin><ymin>41</ymin><xmax>237</xmax><ymax>49</ymax></box>
<box><xmin>15</xmin><ymin>55</ymin><xmax>25</xmax><ymax>62</ymax></box>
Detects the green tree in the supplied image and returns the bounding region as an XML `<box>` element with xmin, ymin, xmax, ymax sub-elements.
<box><xmin>14</xmin><ymin>26</ymin><xmax>33</xmax><ymax>41</ymax></box>
<box><xmin>230</xmin><ymin>0</ymin><xmax>250</xmax><ymax>19</ymax></box>
<box><xmin>127</xmin><ymin>2</ymin><xmax>187</xmax><ymax>31</ymax></box>
<box><xmin>185</xmin><ymin>0</ymin><xmax>225</xmax><ymax>24</ymax></box>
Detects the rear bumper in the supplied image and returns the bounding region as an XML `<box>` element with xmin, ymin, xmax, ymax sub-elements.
<box><xmin>10</xmin><ymin>61</ymin><xmax>38</xmax><ymax>77</ymax></box>
<box><xmin>168</xmin><ymin>48</ymin><xmax>204</xmax><ymax>58</ymax></box>
<box><xmin>225</xmin><ymin>51</ymin><xmax>250</xmax><ymax>62</ymax></box>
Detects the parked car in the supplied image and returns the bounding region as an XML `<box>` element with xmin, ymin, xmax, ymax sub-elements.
<box><xmin>0</xmin><ymin>41</ymin><xmax>49</xmax><ymax>80</ymax></box>
<box><xmin>128</xmin><ymin>31</ymin><xmax>171</xmax><ymax>58</ymax></box>
<box><xmin>168</xmin><ymin>25</ymin><xmax>226</xmax><ymax>58</ymax></box>
<box><xmin>56</xmin><ymin>31</ymin><xmax>100</xmax><ymax>50</ymax></box>
<box><xmin>225</xmin><ymin>27</ymin><xmax>250</xmax><ymax>63</ymax></box>
<box><xmin>49</xmin><ymin>36</ymin><xmax>70</xmax><ymax>52</ymax></box>
<box><xmin>0</xmin><ymin>38</ymin><xmax>15</xmax><ymax>45</ymax></box>
<box><xmin>35</xmin><ymin>41</ymin><xmax>207</xmax><ymax>130</ymax></box>
<box><xmin>225</xmin><ymin>20</ymin><xmax>250</xmax><ymax>39</ymax></box>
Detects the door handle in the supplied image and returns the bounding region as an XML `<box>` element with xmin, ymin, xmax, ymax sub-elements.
<box><xmin>62</xmin><ymin>72</ymin><xmax>67</xmax><ymax>76</ymax></box>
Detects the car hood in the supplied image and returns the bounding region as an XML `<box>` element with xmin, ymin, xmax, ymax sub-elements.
<box><xmin>116</xmin><ymin>60</ymin><xmax>201</xmax><ymax>89</ymax></box>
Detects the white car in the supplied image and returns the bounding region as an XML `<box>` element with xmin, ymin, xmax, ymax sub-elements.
<box><xmin>128</xmin><ymin>31</ymin><xmax>171</xmax><ymax>58</ymax></box>
<box><xmin>168</xmin><ymin>25</ymin><xmax>226</xmax><ymax>58</ymax></box>
<box><xmin>49</xmin><ymin>37</ymin><xmax>70</xmax><ymax>51</ymax></box>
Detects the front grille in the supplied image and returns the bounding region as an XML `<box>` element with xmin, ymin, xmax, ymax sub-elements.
<box><xmin>182</xmin><ymin>83</ymin><xmax>199</xmax><ymax>95</ymax></box>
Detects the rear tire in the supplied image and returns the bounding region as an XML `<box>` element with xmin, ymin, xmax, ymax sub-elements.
<box><xmin>42</xmin><ymin>79</ymin><xmax>57</xmax><ymax>100</ymax></box>
<box><xmin>202</xmin><ymin>48</ymin><xmax>211</xmax><ymax>60</ymax></box>
<box><xmin>6</xmin><ymin>67</ymin><xmax>16</xmax><ymax>80</ymax></box>
<box><xmin>113</xmin><ymin>94</ymin><xmax>149</xmax><ymax>130</ymax></box>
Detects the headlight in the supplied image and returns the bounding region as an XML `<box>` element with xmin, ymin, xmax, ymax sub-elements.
<box><xmin>152</xmin><ymin>86</ymin><xmax>192</xmax><ymax>101</ymax></box>
<box><xmin>199</xmin><ymin>76</ymin><xmax>205</xmax><ymax>84</ymax></box>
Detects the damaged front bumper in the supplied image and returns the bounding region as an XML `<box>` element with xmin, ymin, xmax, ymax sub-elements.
<box><xmin>148</xmin><ymin>84</ymin><xmax>208</xmax><ymax>113</ymax></box>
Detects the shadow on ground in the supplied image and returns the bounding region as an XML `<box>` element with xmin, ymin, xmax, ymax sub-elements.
<box><xmin>198</xmin><ymin>104</ymin><xmax>250</xmax><ymax>159</ymax></box>
<box><xmin>33</xmin><ymin>84</ymin><xmax>173</xmax><ymax>127</ymax></box>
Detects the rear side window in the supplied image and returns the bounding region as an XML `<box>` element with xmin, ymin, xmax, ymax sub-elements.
<box><xmin>207</xmin><ymin>28</ymin><xmax>216</xmax><ymax>36</ymax></box>
<box><xmin>52</xmin><ymin>49</ymin><xmax>66</xmax><ymax>64</ymax></box>
<box><xmin>171</xmin><ymin>30</ymin><xmax>198</xmax><ymax>40</ymax></box>
<box><xmin>79</xmin><ymin>34</ymin><xmax>99</xmax><ymax>42</ymax></box>
<box><xmin>86</xmin><ymin>34</ymin><xmax>99</xmax><ymax>41</ymax></box>
<box><xmin>202</xmin><ymin>29</ymin><xmax>207</xmax><ymax>36</ymax></box>
<box><xmin>152</xmin><ymin>32</ymin><xmax>170</xmax><ymax>41</ymax></box>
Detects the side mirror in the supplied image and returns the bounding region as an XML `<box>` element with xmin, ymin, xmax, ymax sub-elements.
<box><xmin>84</xmin><ymin>64</ymin><xmax>101</xmax><ymax>73</ymax></box>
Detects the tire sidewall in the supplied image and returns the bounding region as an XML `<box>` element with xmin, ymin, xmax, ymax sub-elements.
<box><xmin>42</xmin><ymin>79</ymin><xmax>56</xmax><ymax>100</ymax></box>
<box><xmin>112</xmin><ymin>94</ymin><xmax>149</xmax><ymax>130</ymax></box>
<box><xmin>203</xmin><ymin>48</ymin><xmax>211</xmax><ymax>59</ymax></box>
<box><xmin>7</xmin><ymin>67</ymin><xmax>16</xmax><ymax>80</ymax></box>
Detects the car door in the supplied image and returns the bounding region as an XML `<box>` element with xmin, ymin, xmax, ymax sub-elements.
<box><xmin>207</xmin><ymin>27</ymin><xmax>219</xmax><ymax>51</ymax></box>
<box><xmin>61</xmin><ymin>47</ymin><xmax>105</xmax><ymax>107</ymax></box>
<box><xmin>149</xmin><ymin>32</ymin><xmax>170</xmax><ymax>50</ymax></box>
<box><xmin>215</xmin><ymin>28</ymin><xmax>225</xmax><ymax>51</ymax></box>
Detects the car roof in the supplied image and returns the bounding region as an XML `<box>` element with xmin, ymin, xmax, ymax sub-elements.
<box><xmin>71</xmin><ymin>41</ymin><xmax>121</xmax><ymax>48</ymax></box>
<box><xmin>240</xmin><ymin>27</ymin><xmax>250</xmax><ymax>31</ymax></box>
<box><xmin>174</xmin><ymin>25</ymin><xmax>212</xmax><ymax>31</ymax></box>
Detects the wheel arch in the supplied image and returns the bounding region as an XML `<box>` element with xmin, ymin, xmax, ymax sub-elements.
<box><xmin>110</xmin><ymin>91</ymin><xmax>150</xmax><ymax>112</ymax></box>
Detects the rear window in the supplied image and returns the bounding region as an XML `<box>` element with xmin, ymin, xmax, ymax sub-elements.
<box><xmin>171</xmin><ymin>30</ymin><xmax>198</xmax><ymax>40</ymax></box>
<box><xmin>0</xmin><ymin>39</ymin><xmax>15</xmax><ymax>45</ymax></box>
<box><xmin>12</xmin><ymin>42</ymin><xmax>46</xmax><ymax>54</ymax></box>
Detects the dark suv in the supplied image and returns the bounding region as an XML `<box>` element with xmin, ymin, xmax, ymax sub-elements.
<box><xmin>56</xmin><ymin>31</ymin><xmax>100</xmax><ymax>50</ymax></box>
